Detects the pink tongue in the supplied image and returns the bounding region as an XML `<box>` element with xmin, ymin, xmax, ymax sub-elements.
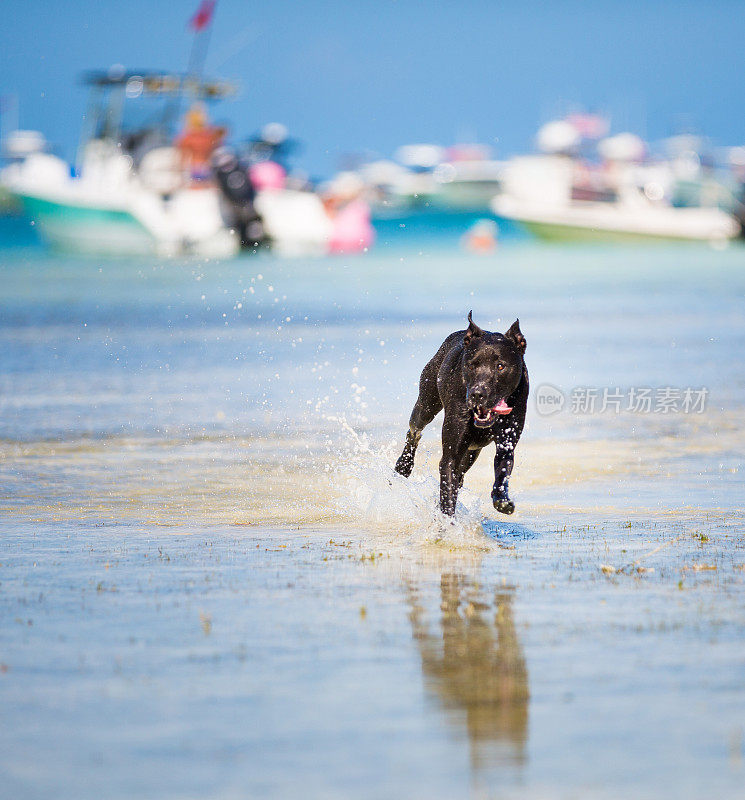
<box><xmin>493</xmin><ymin>399</ymin><xmax>512</xmax><ymax>414</ymax></box>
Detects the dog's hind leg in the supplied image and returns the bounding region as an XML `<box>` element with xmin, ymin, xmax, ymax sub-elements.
<box><xmin>394</xmin><ymin>395</ymin><xmax>442</xmax><ymax>478</ymax></box>
<box><xmin>492</xmin><ymin>446</ymin><xmax>515</xmax><ymax>515</ymax></box>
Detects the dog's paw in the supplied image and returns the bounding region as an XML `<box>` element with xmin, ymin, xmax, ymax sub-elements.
<box><xmin>394</xmin><ymin>447</ymin><xmax>417</xmax><ymax>478</ymax></box>
<box><xmin>493</xmin><ymin>496</ymin><xmax>515</xmax><ymax>515</ymax></box>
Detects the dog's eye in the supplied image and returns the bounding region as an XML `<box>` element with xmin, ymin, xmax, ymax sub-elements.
<box><xmin>497</xmin><ymin>362</ymin><xmax>505</xmax><ymax>372</ymax></box>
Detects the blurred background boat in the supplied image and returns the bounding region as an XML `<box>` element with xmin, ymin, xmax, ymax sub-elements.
<box><xmin>0</xmin><ymin>68</ymin><xmax>350</xmax><ymax>257</ymax></box>
<box><xmin>327</xmin><ymin>142</ymin><xmax>504</xmax><ymax>217</ymax></box>
<box><xmin>491</xmin><ymin>116</ymin><xmax>742</xmax><ymax>243</ymax></box>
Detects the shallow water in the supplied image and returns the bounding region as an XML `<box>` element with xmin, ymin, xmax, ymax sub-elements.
<box><xmin>1</xmin><ymin>241</ymin><xmax>745</xmax><ymax>797</ymax></box>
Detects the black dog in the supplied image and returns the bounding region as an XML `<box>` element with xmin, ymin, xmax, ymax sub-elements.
<box><xmin>395</xmin><ymin>312</ymin><xmax>528</xmax><ymax>516</ymax></box>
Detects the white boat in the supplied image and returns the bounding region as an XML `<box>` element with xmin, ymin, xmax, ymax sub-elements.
<box><xmin>431</xmin><ymin>156</ymin><xmax>505</xmax><ymax>211</ymax></box>
<box><xmin>492</xmin><ymin>128</ymin><xmax>741</xmax><ymax>243</ymax></box>
<box><xmin>354</xmin><ymin>143</ymin><xmax>504</xmax><ymax>214</ymax></box>
<box><xmin>493</xmin><ymin>191</ymin><xmax>740</xmax><ymax>243</ymax></box>
<box><xmin>2</xmin><ymin>70</ymin><xmax>332</xmax><ymax>257</ymax></box>
<box><xmin>4</xmin><ymin>143</ymin><xmax>239</xmax><ymax>257</ymax></box>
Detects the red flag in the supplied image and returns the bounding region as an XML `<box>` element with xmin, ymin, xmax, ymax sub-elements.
<box><xmin>189</xmin><ymin>0</ymin><xmax>216</xmax><ymax>31</ymax></box>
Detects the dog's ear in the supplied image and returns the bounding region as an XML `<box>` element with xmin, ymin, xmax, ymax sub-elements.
<box><xmin>505</xmin><ymin>319</ymin><xmax>526</xmax><ymax>353</ymax></box>
<box><xmin>464</xmin><ymin>310</ymin><xmax>484</xmax><ymax>345</ymax></box>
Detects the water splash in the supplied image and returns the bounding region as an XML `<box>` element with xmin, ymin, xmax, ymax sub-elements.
<box><xmin>326</xmin><ymin>416</ymin><xmax>489</xmax><ymax>546</ymax></box>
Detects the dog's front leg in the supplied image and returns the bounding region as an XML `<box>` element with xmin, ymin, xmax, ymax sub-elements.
<box><xmin>492</xmin><ymin>445</ymin><xmax>515</xmax><ymax>515</ymax></box>
<box><xmin>439</xmin><ymin>417</ymin><xmax>468</xmax><ymax>516</ymax></box>
<box><xmin>395</xmin><ymin>393</ymin><xmax>443</xmax><ymax>478</ymax></box>
<box><xmin>395</xmin><ymin>426</ymin><xmax>421</xmax><ymax>478</ymax></box>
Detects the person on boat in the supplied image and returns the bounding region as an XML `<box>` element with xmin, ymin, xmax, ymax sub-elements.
<box><xmin>175</xmin><ymin>103</ymin><xmax>226</xmax><ymax>186</ymax></box>
<box><xmin>211</xmin><ymin>146</ymin><xmax>265</xmax><ymax>249</ymax></box>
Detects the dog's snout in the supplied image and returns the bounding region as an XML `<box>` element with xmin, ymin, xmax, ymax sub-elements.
<box><xmin>468</xmin><ymin>388</ymin><xmax>487</xmax><ymax>407</ymax></box>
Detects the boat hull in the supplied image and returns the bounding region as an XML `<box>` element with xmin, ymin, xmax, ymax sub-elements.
<box><xmin>17</xmin><ymin>193</ymin><xmax>156</xmax><ymax>255</ymax></box>
<box><xmin>518</xmin><ymin>219</ymin><xmax>703</xmax><ymax>243</ymax></box>
<box><xmin>492</xmin><ymin>196</ymin><xmax>741</xmax><ymax>243</ymax></box>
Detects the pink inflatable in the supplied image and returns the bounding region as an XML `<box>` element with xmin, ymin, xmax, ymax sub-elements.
<box><xmin>328</xmin><ymin>199</ymin><xmax>375</xmax><ymax>254</ymax></box>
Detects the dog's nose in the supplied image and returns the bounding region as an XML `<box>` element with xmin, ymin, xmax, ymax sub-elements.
<box><xmin>469</xmin><ymin>388</ymin><xmax>486</xmax><ymax>406</ymax></box>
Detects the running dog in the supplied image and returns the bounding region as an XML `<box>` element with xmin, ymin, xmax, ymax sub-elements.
<box><xmin>395</xmin><ymin>312</ymin><xmax>528</xmax><ymax>516</ymax></box>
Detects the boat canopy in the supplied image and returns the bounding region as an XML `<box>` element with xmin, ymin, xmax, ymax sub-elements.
<box><xmin>74</xmin><ymin>68</ymin><xmax>237</xmax><ymax>172</ymax></box>
<box><xmin>81</xmin><ymin>69</ymin><xmax>237</xmax><ymax>99</ymax></box>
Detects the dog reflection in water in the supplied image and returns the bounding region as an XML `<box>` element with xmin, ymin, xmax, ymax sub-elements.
<box><xmin>408</xmin><ymin>574</ymin><xmax>529</xmax><ymax>769</ymax></box>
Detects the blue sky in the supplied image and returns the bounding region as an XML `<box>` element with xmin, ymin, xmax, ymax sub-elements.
<box><xmin>1</xmin><ymin>0</ymin><xmax>743</xmax><ymax>177</ymax></box>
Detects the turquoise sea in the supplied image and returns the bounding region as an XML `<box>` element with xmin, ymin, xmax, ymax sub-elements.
<box><xmin>1</xmin><ymin>218</ymin><xmax>745</xmax><ymax>798</ymax></box>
